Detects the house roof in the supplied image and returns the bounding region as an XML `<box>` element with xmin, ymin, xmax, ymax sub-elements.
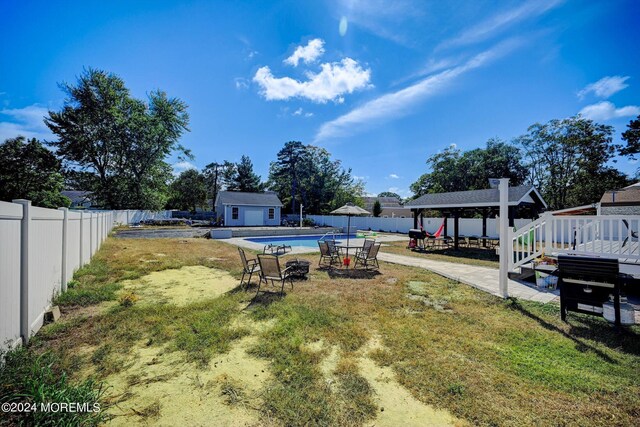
<box><xmin>61</xmin><ymin>190</ymin><xmax>93</xmax><ymax>204</ymax></box>
<box><xmin>362</xmin><ymin>196</ymin><xmax>403</xmax><ymax>211</ymax></box>
<box><xmin>600</xmin><ymin>186</ymin><xmax>640</xmax><ymax>205</ymax></box>
<box><xmin>216</xmin><ymin>191</ymin><xmax>283</xmax><ymax>207</ymax></box>
<box><xmin>404</xmin><ymin>185</ymin><xmax>547</xmax><ymax>209</ymax></box>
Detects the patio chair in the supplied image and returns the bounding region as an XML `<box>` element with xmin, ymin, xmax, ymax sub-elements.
<box><xmin>257</xmin><ymin>254</ymin><xmax>294</xmax><ymax>295</ymax></box>
<box><xmin>318</xmin><ymin>240</ymin><xmax>342</xmax><ymax>266</ymax></box>
<box><xmin>354</xmin><ymin>242</ymin><xmax>381</xmax><ymax>270</ymax></box>
<box><xmin>238</xmin><ymin>247</ymin><xmax>260</xmax><ymax>290</ymax></box>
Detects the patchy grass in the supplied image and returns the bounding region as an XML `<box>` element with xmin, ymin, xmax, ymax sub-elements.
<box><xmin>17</xmin><ymin>237</ymin><xmax>640</xmax><ymax>426</ymax></box>
<box><xmin>381</xmin><ymin>239</ymin><xmax>500</xmax><ymax>268</ymax></box>
<box><xmin>0</xmin><ymin>348</ymin><xmax>109</xmax><ymax>427</ymax></box>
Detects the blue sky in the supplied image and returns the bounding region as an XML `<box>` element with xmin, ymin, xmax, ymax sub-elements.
<box><xmin>1</xmin><ymin>0</ymin><xmax>639</xmax><ymax>198</ymax></box>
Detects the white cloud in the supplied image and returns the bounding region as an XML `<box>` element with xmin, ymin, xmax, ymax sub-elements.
<box><xmin>305</xmin><ymin>112</ymin><xmax>314</xmax><ymax>117</ymax></box>
<box><xmin>172</xmin><ymin>161</ymin><xmax>197</xmax><ymax>176</ymax></box>
<box><xmin>293</xmin><ymin>108</ymin><xmax>303</xmax><ymax>116</ymax></box>
<box><xmin>0</xmin><ymin>104</ymin><xmax>54</xmax><ymax>142</ymax></box>
<box><xmin>579</xmin><ymin>101</ymin><xmax>640</xmax><ymax>121</ymax></box>
<box><xmin>253</xmin><ymin>58</ymin><xmax>371</xmax><ymax>103</ymax></box>
<box><xmin>284</xmin><ymin>39</ymin><xmax>325</xmax><ymax>67</ymax></box>
<box><xmin>577</xmin><ymin>76</ymin><xmax>630</xmax><ymax>99</ymax></box>
<box><xmin>234</xmin><ymin>77</ymin><xmax>249</xmax><ymax>90</ymax></box>
<box><xmin>291</xmin><ymin>108</ymin><xmax>314</xmax><ymax>118</ymax></box>
<box><xmin>389</xmin><ymin>173</ymin><xmax>399</xmax><ymax>179</ymax></box>
<box><xmin>438</xmin><ymin>0</ymin><xmax>563</xmax><ymax>50</ymax></box>
<box><xmin>315</xmin><ymin>40</ymin><xmax>519</xmax><ymax>141</ymax></box>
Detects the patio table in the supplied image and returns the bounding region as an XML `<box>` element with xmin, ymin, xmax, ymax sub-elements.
<box><xmin>336</xmin><ymin>243</ymin><xmax>364</xmax><ymax>268</ymax></box>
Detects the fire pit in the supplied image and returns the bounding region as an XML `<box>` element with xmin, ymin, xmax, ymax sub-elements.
<box><xmin>285</xmin><ymin>259</ymin><xmax>311</xmax><ymax>279</ymax></box>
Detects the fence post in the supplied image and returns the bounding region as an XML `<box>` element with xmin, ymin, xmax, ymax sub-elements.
<box><xmin>544</xmin><ymin>212</ymin><xmax>553</xmax><ymax>254</ymax></box>
<box><xmin>89</xmin><ymin>212</ymin><xmax>94</xmax><ymax>259</ymax></box>
<box><xmin>79</xmin><ymin>211</ymin><xmax>84</xmax><ymax>265</ymax></box>
<box><xmin>13</xmin><ymin>199</ymin><xmax>31</xmax><ymax>344</ymax></box>
<box><xmin>59</xmin><ymin>207</ymin><xmax>69</xmax><ymax>292</ymax></box>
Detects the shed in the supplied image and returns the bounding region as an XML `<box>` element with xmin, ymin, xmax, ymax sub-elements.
<box><xmin>215</xmin><ymin>191</ymin><xmax>283</xmax><ymax>227</ymax></box>
<box><xmin>404</xmin><ymin>185</ymin><xmax>547</xmax><ymax>249</ymax></box>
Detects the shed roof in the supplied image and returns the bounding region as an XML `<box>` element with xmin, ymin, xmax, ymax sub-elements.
<box><xmin>216</xmin><ymin>191</ymin><xmax>283</xmax><ymax>207</ymax></box>
<box><xmin>404</xmin><ymin>185</ymin><xmax>546</xmax><ymax>209</ymax></box>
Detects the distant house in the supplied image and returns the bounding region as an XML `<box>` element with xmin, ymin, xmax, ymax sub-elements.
<box><xmin>362</xmin><ymin>196</ymin><xmax>407</xmax><ymax>218</ymax></box>
<box><xmin>214</xmin><ymin>191</ymin><xmax>283</xmax><ymax>226</ymax></box>
<box><xmin>600</xmin><ymin>183</ymin><xmax>640</xmax><ymax>215</ymax></box>
<box><xmin>61</xmin><ymin>190</ymin><xmax>93</xmax><ymax>209</ymax></box>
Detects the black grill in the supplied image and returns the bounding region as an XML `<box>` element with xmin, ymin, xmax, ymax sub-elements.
<box><xmin>408</xmin><ymin>229</ymin><xmax>427</xmax><ymax>239</ymax></box>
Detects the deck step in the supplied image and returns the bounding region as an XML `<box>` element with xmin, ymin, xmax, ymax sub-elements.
<box><xmin>508</xmin><ymin>264</ymin><xmax>536</xmax><ymax>283</ymax></box>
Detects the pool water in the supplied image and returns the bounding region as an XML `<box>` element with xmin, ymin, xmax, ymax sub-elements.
<box><xmin>246</xmin><ymin>234</ymin><xmax>359</xmax><ymax>248</ymax></box>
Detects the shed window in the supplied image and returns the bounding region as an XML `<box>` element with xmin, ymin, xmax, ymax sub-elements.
<box><xmin>268</xmin><ymin>208</ymin><xmax>275</xmax><ymax>220</ymax></box>
<box><xmin>232</xmin><ymin>207</ymin><xmax>239</xmax><ymax>220</ymax></box>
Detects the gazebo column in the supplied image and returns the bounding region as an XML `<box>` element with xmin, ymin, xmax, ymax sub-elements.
<box><xmin>453</xmin><ymin>210</ymin><xmax>460</xmax><ymax>250</ymax></box>
<box><xmin>443</xmin><ymin>212</ymin><xmax>448</xmax><ymax>237</ymax></box>
<box><xmin>412</xmin><ymin>209</ymin><xmax>418</xmax><ymax>229</ymax></box>
<box><xmin>508</xmin><ymin>206</ymin><xmax>516</xmax><ymax>227</ymax></box>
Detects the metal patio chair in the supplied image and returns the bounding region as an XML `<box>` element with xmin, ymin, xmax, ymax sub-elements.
<box><xmin>238</xmin><ymin>247</ymin><xmax>260</xmax><ymax>290</ymax></box>
<box><xmin>257</xmin><ymin>254</ymin><xmax>294</xmax><ymax>295</ymax></box>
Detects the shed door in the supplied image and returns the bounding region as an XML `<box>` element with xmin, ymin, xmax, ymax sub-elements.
<box><xmin>244</xmin><ymin>209</ymin><xmax>264</xmax><ymax>226</ymax></box>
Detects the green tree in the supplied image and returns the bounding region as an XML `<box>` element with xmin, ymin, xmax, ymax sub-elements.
<box><xmin>516</xmin><ymin>115</ymin><xmax>628</xmax><ymax>210</ymax></box>
<box><xmin>410</xmin><ymin>139</ymin><xmax>527</xmax><ymax>198</ymax></box>
<box><xmin>203</xmin><ymin>160</ymin><xmax>237</xmax><ymax>206</ymax></box>
<box><xmin>378</xmin><ymin>192</ymin><xmax>401</xmax><ymax>200</ymax></box>
<box><xmin>372</xmin><ymin>200</ymin><xmax>382</xmax><ymax>217</ymax></box>
<box><xmin>45</xmin><ymin>68</ymin><xmax>190</xmax><ymax>209</ymax></box>
<box><xmin>233</xmin><ymin>155</ymin><xmax>263</xmax><ymax>192</ymax></box>
<box><xmin>268</xmin><ymin>141</ymin><xmax>362</xmax><ymax>214</ymax></box>
<box><xmin>0</xmin><ymin>136</ymin><xmax>70</xmax><ymax>208</ymax></box>
<box><xmin>620</xmin><ymin>115</ymin><xmax>640</xmax><ymax>160</ymax></box>
<box><xmin>167</xmin><ymin>169</ymin><xmax>207</xmax><ymax>212</ymax></box>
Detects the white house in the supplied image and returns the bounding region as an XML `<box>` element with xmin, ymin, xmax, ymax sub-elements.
<box><xmin>214</xmin><ymin>191</ymin><xmax>283</xmax><ymax>226</ymax></box>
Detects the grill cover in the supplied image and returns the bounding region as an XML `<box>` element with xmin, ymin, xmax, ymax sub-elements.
<box><xmin>409</xmin><ymin>229</ymin><xmax>427</xmax><ymax>239</ymax></box>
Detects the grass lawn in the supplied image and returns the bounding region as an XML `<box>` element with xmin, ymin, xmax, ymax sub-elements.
<box><xmin>3</xmin><ymin>237</ymin><xmax>639</xmax><ymax>426</ymax></box>
<box><xmin>380</xmin><ymin>239</ymin><xmax>500</xmax><ymax>268</ymax></box>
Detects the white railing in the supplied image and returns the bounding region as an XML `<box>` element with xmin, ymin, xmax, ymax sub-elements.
<box><xmin>509</xmin><ymin>214</ymin><xmax>547</xmax><ymax>271</ymax></box>
<box><xmin>0</xmin><ymin>200</ymin><xmax>115</xmax><ymax>350</ymax></box>
<box><xmin>510</xmin><ymin>213</ymin><xmax>640</xmax><ymax>272</ymax></box>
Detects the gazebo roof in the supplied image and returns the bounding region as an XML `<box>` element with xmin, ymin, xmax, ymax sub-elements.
<box><xmin>404</xmin><ymin>185</ymin><xmax>547</xmax><ymax>210</ymax></box>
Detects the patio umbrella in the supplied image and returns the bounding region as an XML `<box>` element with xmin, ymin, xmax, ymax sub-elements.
<box><xmin>330</xmin><ymin>203</ymin><xmax>371</xmax><ymax>261</ymax></box>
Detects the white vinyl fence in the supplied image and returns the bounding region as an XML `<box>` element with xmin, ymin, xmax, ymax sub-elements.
<box><xmin>0</xmin><ymin>200</ymin><xmax>115</xmax><ymax>350</ymax></box>
<box><xmin>308</xmin><ymin>215</ymin><xmax>533</xmax><ymax>236</ymax></box>
<box><xmin>112</xmin><ymin>210</ymin><xmax>172</xmax><ymax>225</ymax></box>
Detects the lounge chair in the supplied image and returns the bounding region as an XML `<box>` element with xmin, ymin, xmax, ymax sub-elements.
<box><xmin>263</xmin><ymin>243</ymin><xmax>292</xmax><ymax>255</ymax></box>
<box><xmin>318</xmin><ymin>240</ymin><xmax>342</xmax><ymax>266</ymax></box>
<box><xmin>354</xmin><ymin>242</ymin><xmax>381</xmax><ymax>270</ymax></box>
<box><xmin>238</xmin><ymin>247</ymin><xmax>260</xmax><ymax>290</ymax></box>
<box><xmin>257</xmin><ymin>254</ymin><xmax>294</xmax><ymax>295</ymax></box>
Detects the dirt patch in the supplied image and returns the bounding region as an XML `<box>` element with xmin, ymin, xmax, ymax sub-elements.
<box><xmin>104</xmin><ymin>336</ymin><xmax>269</xmax><ymax>426</ymax></box>
<box><xmin>358</xmin><ymin>337</ymin><xmax>459</xmax><ymax>427</ymax></box>
<box><xmin>119</xmin><ymin>266</ymin><xmax>238</xmax><ymax>306</ymax></box>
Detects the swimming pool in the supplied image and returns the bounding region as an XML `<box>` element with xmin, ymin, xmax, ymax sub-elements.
<box><xmin>246</xmin><ymin>234</ymin><xmax>359</xmax><ymax>248</ymax></box>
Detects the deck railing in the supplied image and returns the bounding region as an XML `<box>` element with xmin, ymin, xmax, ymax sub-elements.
<box><xmin>510</xmin><ymin>214</ymin><xmax>640</xmax><ymax>272</ymax></box>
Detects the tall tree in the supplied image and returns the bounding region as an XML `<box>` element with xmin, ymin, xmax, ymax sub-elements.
<box><xmin>372</xmin><ymin>200</ymin><xmax>382</xmax><ymax>217</ymax></box>
<box><xmin>620</xmin><ymin>115</ymin><xmax>640</xmax><ymax>161</ymax></box>
<box><xmin>268</xmin><ymin>141</ymin><xmax>310</xmax><ymax>213</ymax></box>
<box><xmin>0</xmin><ymin>136</ymin><xmax>70</xmax><ymax>208</ymax></box>
<box><xmin>268</xmin><ymin>141</ymin><xmax>362</xmax><ymax>213</ymax></box>
<box><xmin>233</xmin><ymin>155</ymin><xmax>263</xmax><ymax>192</ymax></box>
<box><xmin>203</xmin><ymin>160</ymin><xmax>237</xmax><ymax>206</ymax></box>
<box><xmin>516</xmin><ymin>116</ymin><xmax>628</xmax><ymax>210</ymax></box>
<box><xmin>45</xmin><ymin>68</ymin><xmax>190</xmax><ymax>209</ymax></box>
<box><xmin>167</xmin><ymin>169</ymin><xmax>207</xmax><ymax>212</ymax></box>
<box><xmin>410</xmin><ymin>139</ymin><xmax>527</xmax><ymax>198</ymax></box>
